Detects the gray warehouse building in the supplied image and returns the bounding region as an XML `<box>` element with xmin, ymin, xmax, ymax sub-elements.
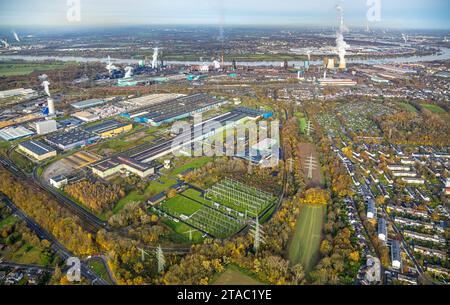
<box><xmin>45</xmin><ymin>128</ymin><xmax>100</xmax><ymax>151</ymax></box>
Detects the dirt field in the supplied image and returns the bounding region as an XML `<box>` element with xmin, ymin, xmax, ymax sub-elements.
<box><xmin>298</xmin><ymin>143</ymin><xmax>324</xmax><ymax>188</ymax></box>
<box><xmin>42</xmin><ymin>158</ymin><xmax>76</xmax><ymax>181</ymax></box>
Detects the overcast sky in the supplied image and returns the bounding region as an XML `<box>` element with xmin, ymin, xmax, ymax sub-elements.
<box><xmin>0</xmin><ymin>0</ymin><xmax>449</xmax><ymax>29</ymax></box>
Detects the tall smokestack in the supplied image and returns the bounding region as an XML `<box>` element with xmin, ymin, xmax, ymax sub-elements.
<box><xmin>47</xmin><ymin>98</ymin><xmax>55</xmax><ymax>116</ymax></box>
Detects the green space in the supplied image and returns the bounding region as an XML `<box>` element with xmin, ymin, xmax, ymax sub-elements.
<box><xmin>162</xmin><ymin>195</ymin><xmax>203</xmax><ymax>217</ymax></box>
<box><xmin>10</xmin><ymin>150</ymin><xmax>34</xmax><ymax>173</ymax></box>
<box><xmin>87</xmin><ymin>259</ymin><xmax>114</xmax><ymax>285</ymax></box>
<box><xmin>0</xmin><ymin>141</ymin><xmax>11</xmax><ymax>155</ymax></box>
<box><xmin>112</xmin><ymin>175</ymin><xmax>177</xmax><ymax>214</ymax></box>
<box><xmin>155</xmin><ymin>195</ymin><xmax>244</xmax><ymax>239</ymax></box>
<box><xmin>181</xmin><ymin>188</ymin><xmax>211</xmax><ymax>205</ymax></box>
<box><xmin>162</xmin><ymin>217</ymin><xmax>204</xmax><ymax>243</ymax></box>
<box><xmin>397</xmin><ymin>102</ymin><xmax>418</xmax><ymax>113</ymax></box>
<box><xmin>288</xmin><ymin>205</ymin><xmax>326</xmax><ymax>273</ymax></box>
<box><xmin>171</xmin><ymin>157</ymin><xmax>214</xmax><ymax>176</ymax></box>
<box><xmin>6</xmin><ymin>243</ymin><xmax>45</xmax><ymax>265</ymax></box>
<box><xmin>0</xmin><ymin>61</ymin><xmax>71</xmax><ymax>76</ymax></box>
<box><xmin>420</xmin><ymin>103</ymin><xmax>446</xmax><ymax>114</ymax></box>
<box><xmin>0</xmin><ymin>214</ymin><xmax>18</xmax><ymax>229</ymax></box>
<box><xmin>294</xmin><ymin>112</ymin><xmax>307</xmax><ymax>134</ymax></box>
<box><xmin>212</xmin><ymin>265</ymin><xmax>262</xmax><ymax>285</ymax></box>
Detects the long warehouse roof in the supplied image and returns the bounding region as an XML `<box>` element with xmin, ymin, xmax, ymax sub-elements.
<box><xmin>19</xmin><ymin>139</ymin><xmax>56</xmax><ymax>156</ymax></box>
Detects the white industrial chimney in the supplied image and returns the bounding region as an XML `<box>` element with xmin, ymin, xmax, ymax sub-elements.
<box><xmin>47</xmin><ymin>98</ymin><xmax>55</xmax><ymax>116</ymax></box>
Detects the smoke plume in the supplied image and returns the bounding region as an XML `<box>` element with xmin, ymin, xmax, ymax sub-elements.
<box><xmin>0</xmin><ymin>39</ymin><xmax>9</xmax><ymax>48</ymax></box>
<box><xmin>39</xmin><ymin>74</ymin><xmax>51</xmax><ymax>97</ymax></box>
<box><xmin>12</xmin><ymin>31</ymin><xmax>20</xmax><ymax>42</ymax></box>
<box><xmin>335</xmin><ymin>5</ymin><xmax>349</xmax><ymax>68</ymax></box>
<box><xmin>124</xmin><ymin>66</ymin><xmax>133</xmax><ymax>78</ymax></box>
<box><xmin>152</xmin><ymin>47</ymin><xmax>159</xmax><ymax>69</ymax></box>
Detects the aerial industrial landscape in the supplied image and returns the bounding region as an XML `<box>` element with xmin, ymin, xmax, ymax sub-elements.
<box><xmin>0</xmin><ymin>0</ymin><xmax>449</xmax><ymax>292</ymax></box>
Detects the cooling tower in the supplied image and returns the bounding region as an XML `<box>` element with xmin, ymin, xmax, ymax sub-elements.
<box><xmin>339</xmin><ymin>58</ymin><xmax>346</xmax><ymax>70</ymax></box>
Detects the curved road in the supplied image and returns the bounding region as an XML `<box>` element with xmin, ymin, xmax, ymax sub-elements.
<box><xmin>0</xmin><ymin>193</ymin><xmax>109</xmax><ymax>285</ymax></box>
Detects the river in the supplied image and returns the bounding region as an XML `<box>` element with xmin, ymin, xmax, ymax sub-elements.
<box><xmin>1</xmin><ymin>48</ymin><xmax>450</xmax><ymax>67</ymax></box>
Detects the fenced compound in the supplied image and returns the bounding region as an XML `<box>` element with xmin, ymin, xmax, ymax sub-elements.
<box><xmin>205</xmin><ymin>178</ymin><xmax>275</xmax><ymax>218</ymax></box>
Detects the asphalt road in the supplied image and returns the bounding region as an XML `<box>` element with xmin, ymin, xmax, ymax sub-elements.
<box><xmin>1</xmin><ymin>193</ymin><xmax>109</xmax><ymax>285</ymax></box>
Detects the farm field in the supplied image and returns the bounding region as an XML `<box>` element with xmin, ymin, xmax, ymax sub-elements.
<box><xmin>0</xmin><ymin>61</ymin><xmax>71</xmax><ymax>76</ymax></box>
<box><xmin>288</xmin><ymin>205</ymin><xmax>326</xmax><ymax>273</ymax></box>
<box><xmin>212</xmin><ymin>265</ymin><xmax>262</xmax><ymax>285</ymax></box>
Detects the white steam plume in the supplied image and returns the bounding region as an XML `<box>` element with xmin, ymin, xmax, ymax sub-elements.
<box><xmin>0</xmin><ymin>39</ymin><xmax>9</xmax><ymax>48</ymax></box>
<box><xmin>402</xmin><ymin>34</ymin><xmax>408</xmax><ymax>44</ymax></box>
<box><xmin>106</xmin><ymin>55</ymin><xmax>117</xmax><ymax>73</ymax></box>
<box><xmin>335</xmin><ymin>5</ymin><xmax>349</xmax><ymax>68</ymax></box>
<box><xmin>12</xmin><ymin>31</ymin><xmax>20</xmax><ymax>42</ymax></box>
<box><xmin>152</xmin><ymin>47</ymin><xmax>159</xmax><ymax>69</ymax></box>
<box><xmin>39</xmin><ymin>74</ymin><xmax>51</xmax><ymax>97</ymax></box>
<box><xmin>124</xmin><ymin>66</ymin><xmax>133</xmax><ymax>78</ymax></box>
<box><xmin>306</xmin><ymin>50</ymin><xmax>312</xmax><ymax>61</ymax></box>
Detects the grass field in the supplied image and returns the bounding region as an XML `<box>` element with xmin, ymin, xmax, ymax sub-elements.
<box><xmin>87</xmin><ymin>259</ymin><xmax>114</xmax><ymax>285</ymax></box>
<box><xmin>421</xmin><ymin>103</ymin><xmax>447</xmax><ymax>115</ymax></box>
<box><xmin>112</xmin><ymin>176</ymin><xmax>177</xmax><ymax>214</ymax></box>
<box><xmin>294</xmin><ymin>112</ymin><xmax>307</xmax><ymax>134</ymax></box>
<box><xmin>288</xmin><ymin>205</ymin><xmax>326</xmax><ymax>273</ymax></box>
<box><xmin>163</xmin><ymin>195</ymin><xmax>203</xmax><ymax>217</ymax></box>
<box><xmin>171</xmin><ymin>157</ymin><xmax>214</xmax><ymax>176</ymax></box>
<box><xmin>0</xmin><ymin>62</ymin><xmax>71</xmax><ymax>76</ymax></box>
<box><xmin>182</xmin><ymin>188</ymin><xmax>212</xmax><ymax>205</ymax></box>
<box><xmin>156</xmin><ymin>189</ymin><xmax>244</xmax><ymax>239</ymax></box>
<box><xmin>398</xmin><ymin>102</ymin><xmax>418</xmax><ymax>113</ymax></box>
<box><xmin>162</xmin><ymin>218</ymin><xmax>204</xmax><ymax>243</ymax></box>
<box><xmin>0</xmin><ymin>214</ymin><xmax>18</xmax><ymax>229</ymax></box>
<box><xmin>6</xmin><ymin>243</ymin><xmax>45</xmax><ymax>265</ymax></box>
<box><xmin>212</xmin><ymin>265</ymin><xmax>262</xmax><ymax>285</ymax></box>
<box><xmin>0</xmin><ymin>141</ymin><xmax>11</xmax><ymax>155</ymax></box>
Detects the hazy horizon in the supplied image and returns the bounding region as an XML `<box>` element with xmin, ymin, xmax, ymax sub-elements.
<box><xmin>0</xmin><ymin>0</ymin><xmax>449</xmax><ymax>30</ymax></box>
